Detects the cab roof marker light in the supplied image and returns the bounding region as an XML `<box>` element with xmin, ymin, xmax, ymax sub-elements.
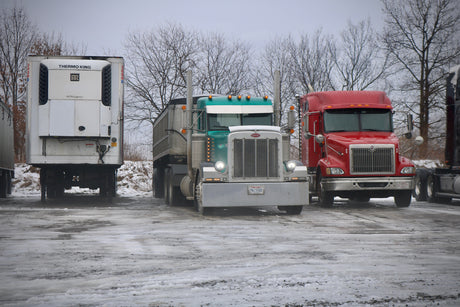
<box><xmin>263</xmin><ymin>95</ymin><xmax>268</xmax><ymax>100</ymax></box>
<box><xmin>237</xmin><ymin>95</ymin><xmax>242</xmax><ymax>100</ymax></box>
<box><xmin>246</xmin><ymin>95</ymin><xmax>251</xmax><ymax>100</ymax></box>
<box><xmin>228</xmin><ymin>95</ymin><xmax>232</xmax><ymax>100</ymax></box>
<box><xmin>208</xmin><ymin>95</ymin><xmax>212</xmax><ymax>100</ymax></box>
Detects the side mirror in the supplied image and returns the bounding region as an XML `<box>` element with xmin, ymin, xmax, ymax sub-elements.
<box><xmin>302</xmin><ymin>114</ymin><xmax>311</xmax><ymax>139</ymax></box>
<box><xmin>406</xmin><ymin>113</ymin><xmax>413</xmax><ymax>132</ymax></box>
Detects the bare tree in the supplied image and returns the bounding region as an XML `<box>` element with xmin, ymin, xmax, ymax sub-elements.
<box><xmin>254</xmin><ymin>36</ymin><xmax>297</xmax><ymax>126</ymax></box>
<box><xmin>0</xmin><ymin>6</ymin><xmax>36</xmax><ymax>162</ymax></box>
<box><xmin>124</xmin><ymin>23</ymin><xmax>198</xmax><ymax>127</ymax></box>
<box><xmin>0</xmin><ymin>6</ymin><xmax>36</xmax><ymax>108</ymax></box>
<box><xmin>29</xmin><ymin>32</ymin><xmax>88</xmax><ymax>57</ymax></box>
<box><xmin>290</xmin><ymin>30</ymin><xmax>336</xmax><ymax>93</ymax></box>
<box><xmin>196</xmin><ymin>32</ymin><xmax>252</xmax><ymax>95</ymax></box>
<box><xmin>382</xmin><ymin>0</ymin><xmax>460</xmax><ymax>158</ymax></box>
<box><xmin>334</xmin><ymin>19</ymin><xmax>389</xmax><ymax>91</ymax></box>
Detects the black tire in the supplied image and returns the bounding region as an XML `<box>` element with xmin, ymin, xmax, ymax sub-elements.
<box><xmin>100</xmin><ymin>170</ymin><xmax>116</xmax><ymax>198</ymax></box>
<box><xmin>395</xmin><ymin>190</ymin><xmax>412</xmax><ymax>207</ymax></box>
<box><xmin>317</xmin><ymin>172</ymin><xmax>333</xmax><ymax>207</ymax></box>
<box><xmin>40</xmin><ymin>168</ymin><xmax>47</xmax><ymax>202</ymax></box>
<box><xmin>194</xmin><ymin>171</ymin><xmax>211</xmax><ymax>215</ymax></box>
<box><xmin>283</xmin><ymin>206</ymin><xmax>303</xmax><ymax>215</ymax></box>
<box><xmin>164</xmin><ymin>169</ymin><xmax>170</xmax><ymax>204</ymax></box>
<box><xmin>0</xmin><ymin>172</ymin><xmax>7</xmax><ymax>198</ymax></box>
<box><xmin>413</xmin><ymin>169</ymin><xmax>429</xmax><ymax>201</ymax></box>
<box><xmin>6</xmin><ymin>171</ymin><xmax>12</xmax><ymax>195</ymax></box>
<box><xmin>153</xmin><ymin>167</ymin><xmax>165</xmax><ymax>198</ymax></box>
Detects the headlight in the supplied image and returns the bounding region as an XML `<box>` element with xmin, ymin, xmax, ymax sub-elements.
<box><xmin>285</xmin><ymin>160</ymin><xmax>297</xmax><ymax>172</ymax></box>
<box><xmin>214</xmin><ymin>161</ymin><xmax>226</xmax><ymax>172</ymax></box>
<box><xmin>326</xmin><ymin>167</ymin><xmax>344</xmax><ymax>175</ymax></box>
<box><xmin>401</xmin><ymin>166</ymin><xmax>415</xmax><ymax>174</ymax></box>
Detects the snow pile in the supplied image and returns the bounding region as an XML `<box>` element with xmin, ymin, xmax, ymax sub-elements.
<box><xmin>116</xmin><ymin>160</ymin><xmax>152</xmax><ymax>196</ymax></box>
<box><xmin>412</xmin><ymin>159</ymin><xmax>443</xmax><ymax>169</ymax></box>
<box><xmin>11</xmin><ymin>161</ymin><xmax>153</xmax><ymax>197</ymax></box>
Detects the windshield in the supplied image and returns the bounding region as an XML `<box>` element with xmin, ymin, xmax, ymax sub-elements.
<box><xmin>208</xmin><ymin>113</ymin><xmax>272</xmax><ymax>131</ymax></box>
<box><xmin>324</xmin><ymin>108</ymin><xmax>393</xmax><ymax>133</ymax></box>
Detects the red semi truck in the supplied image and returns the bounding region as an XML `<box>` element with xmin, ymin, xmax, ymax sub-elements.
<box><xmin>299</xmin><ymin>91</ymin><xmax>421</xmax><ymax>207</ymax></box>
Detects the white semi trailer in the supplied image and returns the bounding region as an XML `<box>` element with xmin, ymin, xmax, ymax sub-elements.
<box><xmin>26</xmin><ymin>56</ymin><xmax>124</xmax><ymax>200</ymax></box>
<box><xmin>0</xmin><ymin>99</ymin><xmax>14</xmax><ymax>198</ymax></box>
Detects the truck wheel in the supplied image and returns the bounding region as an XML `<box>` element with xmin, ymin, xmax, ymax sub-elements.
<box><xmin>413</xmin><ymin>169</ymin><xmax>428</xmax><ymax>201</ymax></box>
<box><xmin>194</xmin><ymin>172</ymin><xmax>210</xmax><ymax>215</ymax></box>
<box><xmin>317</xmin><ymin>173</ymin><xmax>333</xmax><ymax>207</ymax></box>
<box><xmin>395</xmin><ymin>191</ymin><xmax>412</xmax><ymax>207</ymax></box>
<box><xmin>40</xmin><ymin>168</ymin><xmax>47</xmax><ymax>202</ymax></box>
<box><xmin>153</xmin><ymin>167</ymin><xmax>165</xmax><ymax>198</ymax></box>
<box><xmin>427</xmin><ymin>174</ymin><xmax>451</xmax><ymax>204</ymax></box>
<box><xmin>427</xmin><ymin>175</ymin><xmax>439</xmax><ymax>203</ymax></box>
<box><xmin>167</xmin><ymin>185</ymin><xmax>181</xmax><ymax>206</ymax></box>
<box><xmin>164</xmin><ymin>169</ymin><xmax>170</xmax><ymax>204</ymax></box>
<box><xmin>6</xmin><ymin>171</ymin><xmax>12</xmax><ymax>195</ymax></box>
<box><xmin>194</xmin><ymin>173</ymin><xmax>203</xmax><ymax>213</ymax></box>
<box><xmin>282</xmin><ymin>206</ymin><xmax>303</xmax><ymax>215</ymax></box>
<box><xmin>0</xmin><ymin>172</ymin><xmax>6</xmax><ymax>198</ymax></box>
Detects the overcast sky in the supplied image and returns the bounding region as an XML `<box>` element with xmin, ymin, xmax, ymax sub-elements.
<box><xmin>2</xmin><ymin>0</ymin><xmax>384</xmax><ymax>55</ymax></box>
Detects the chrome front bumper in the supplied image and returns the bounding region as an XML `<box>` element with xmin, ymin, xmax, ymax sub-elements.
<box><xmin>201</xmin><ymin>181</ymin><xmax>309</xmax><ymax>208</ymax></box>
<box><xmin>321</xmin><ymin>176</ymin><xmax>414</xmax><ymax>192</ymax></box>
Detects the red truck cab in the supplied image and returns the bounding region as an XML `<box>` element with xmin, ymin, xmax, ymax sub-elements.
<box><xmin>300</xmin><ymin>91</ymin><xmax>416</xmax><ymax>207</ymax></box>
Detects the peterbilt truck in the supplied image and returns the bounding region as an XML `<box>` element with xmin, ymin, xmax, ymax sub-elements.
<box><xmin>413</xmin><ymin>65</ymin><xmax>460</xmax><ymax>203</ymax></box>
<box><xmin>0</xmin><ymin>99</ymin><xmax>14</xmax><ymax>198</ymax></box>
<box><xmin>26</xmin><ymin>55</ymin><xmax>124</xmax><ymax>200</ymax></box>
<box><xmin>300</xmin><ymin>91</ymin><xmax>420</xmax><ymax>207</ymax></box>
<box><xmin>152</xmin><ymin>72</ymin><xmax>308</xmax><ymax>214</ymax></box>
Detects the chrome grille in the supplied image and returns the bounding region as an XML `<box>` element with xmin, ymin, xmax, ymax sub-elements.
<box><xmin>350</xmin><ymin>145</ymin><xmax>395</xmax><ymax>174</ymax></box>
<box><xmin>233</xmin><ymin>138</ymin><xmax>278</xmax><ymax>178</ymax></box>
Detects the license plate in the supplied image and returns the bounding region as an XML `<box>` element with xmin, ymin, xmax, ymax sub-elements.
<box><xmin>248</xmin><ymin>185</ymin><xmax>265</xmax><ymax>195</ymax></box>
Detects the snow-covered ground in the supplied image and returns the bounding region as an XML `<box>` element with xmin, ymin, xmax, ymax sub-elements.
<box><xmin>3</xmin><ymin>159</ymin><xmax>460</xmax><ymax>306</ymax></box>
<box><xmin>11</xmin><ymin>161</ymin><xmax>153</xmax><ymax>197</ymax></box>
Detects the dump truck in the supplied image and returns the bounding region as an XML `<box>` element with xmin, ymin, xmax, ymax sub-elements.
<box><xmin>0</xmin><ymin>99</ymin><xmax>14</xmax><ymax>198</ymax></box>
<box><xmin>152</xmin><ymin>71</ymin><xmax>308</xmax><ymax>214</ymax></box>
<box><xmin>413</xmin><ymin>65</ymin><xmax>460</xmax><ymax>203</ymax></box>
<box><xmin>299</xmin><ymin>91</ymin><xmax>422</xmax><ymax>207</ymax></box>
<box><xmin>26</xmin><ymin>55</ymin><xmax>124</xmax><ymax>200</ymax></box>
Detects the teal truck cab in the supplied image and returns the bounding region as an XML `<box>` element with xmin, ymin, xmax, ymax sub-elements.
<box><xmin>152</xmin><ymin>73</ymin><xmax>308</xmax><ymax>214</ymax></box>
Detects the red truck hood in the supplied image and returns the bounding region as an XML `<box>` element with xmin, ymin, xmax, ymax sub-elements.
<box><xmin>326</xmin><ymin>132</ymin><xmax>399</xmax><ymax>146</ymax></box>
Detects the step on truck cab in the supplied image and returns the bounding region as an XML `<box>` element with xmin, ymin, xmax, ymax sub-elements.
<box><xmin>300</xmin><ymin>91</ymin><xmax>421</xmax><ymax>207</ymax></box>
<box><xmin>26</xmin><ymin>55</ymin><xmax>124</xmax><ymax>200</ymax></box>
<box><xmin>152</xmin><ymin>72</ymin><xmax>308</xmax><ymax>214</ymax></box>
